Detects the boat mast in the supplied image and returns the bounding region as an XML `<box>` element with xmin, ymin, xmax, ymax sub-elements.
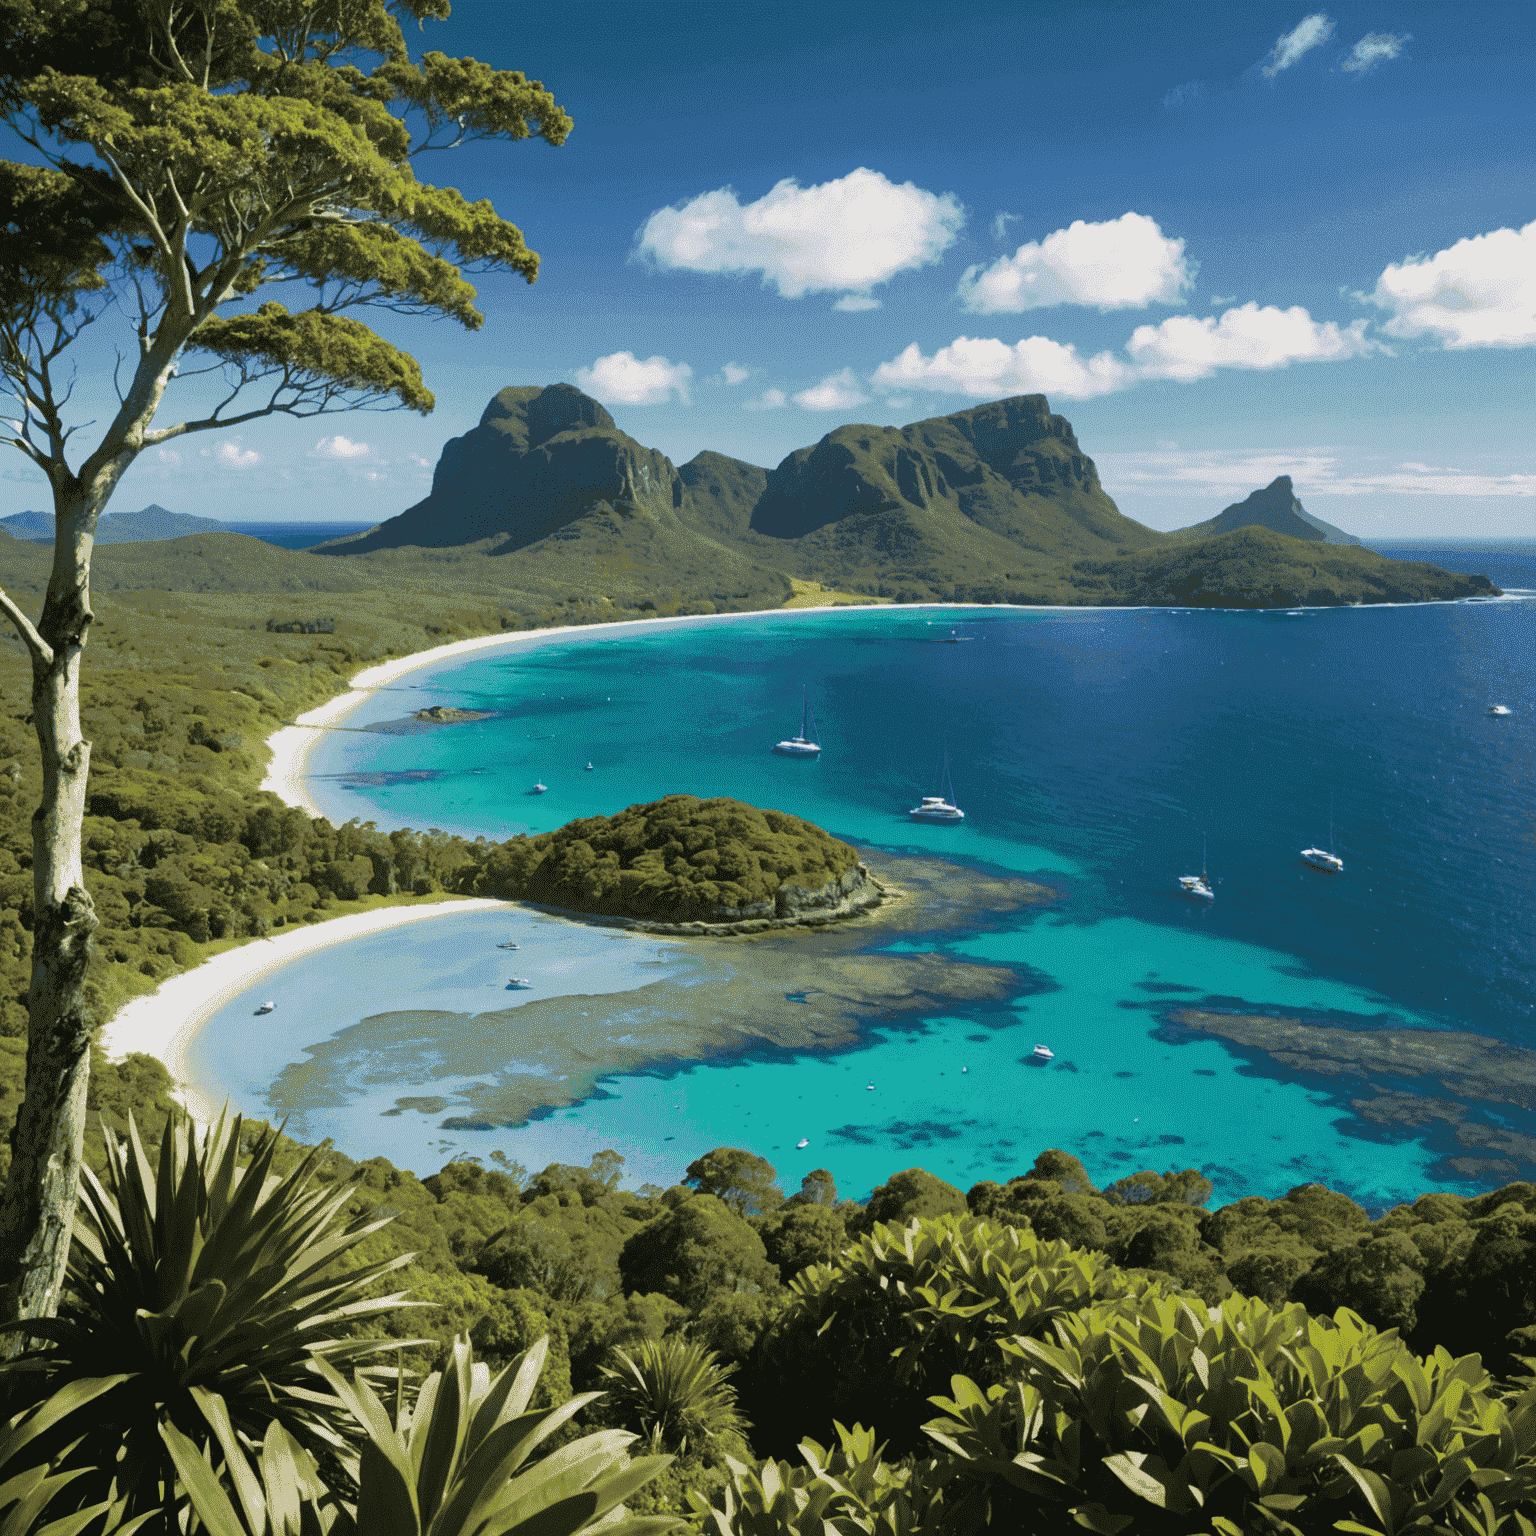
<box><xmin>801</xmin><ymin>684</ymin><xmax>809</xmax><ymax>741</ymax></box>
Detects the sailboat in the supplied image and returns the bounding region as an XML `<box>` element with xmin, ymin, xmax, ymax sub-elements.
<box><xmin>1180</xmin><ymin>834</ymin><xmax>1214</xmax><ymax>901</ymax></box>
<box><xmin>1301</xmin><ymin>802</ymin><xmax>1344</xmax><ymax>872</ymax></box>
<box><xmin>910</xmin><ymin>750</ymin><xmax>964</xmax><ymax>821</ymax></box>
<box><xmin>773</xmin><ymin>685</ymin><xmax>822</xmax><ymax>757</ymax></box>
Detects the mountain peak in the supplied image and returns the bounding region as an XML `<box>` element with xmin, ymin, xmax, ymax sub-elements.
<box><xmin>1172</xmin><ymin>474</ymin><xmax>1360</xmax><ymax>546</ymax></box>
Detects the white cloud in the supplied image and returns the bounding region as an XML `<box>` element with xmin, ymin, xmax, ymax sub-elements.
<box><xmin>215</xmin><ymin>441</ymin><xmax>259</xmax><ymax>469</ymax></box>
<box><xmin>834</xmin><ymin>294</ymin><xmax>883</xmax><ymax>312</ymax></box>
<box><xmin>1127</xmin><ymin>303</ymin><xmax>1376</xmax><ymax>381</ymax></box>
<box><xmin>793</xmin><ymin>369</ymin><xmax>870</xmax><ymax>411</ymax></box>
<box><xmin>744</xmin><ymin>388</ymin><xmax>788</xmax><ymax>411</ymax></box>
<box><xmin>153</xmin><ymin>447</ymin><xmax>182</xmax><ymax>467</ymax></box>
<box><xmin>635</xmin><ymin>167</ymin><xmax>964</xmax><ymax>299</ymax></box>
<box><xmin>575</xmin><ymin>351</ymin><xmax>693</xmax><ymax>405</ymax></box>
<box><xmin>1096</xmin><ymin>446</ymin><xmax>1536</xmax><ymax>499</ymax></box>
<box><xmin>1162</xmin><ymin>81</ymin><xmax>1207</xmax><ymax>109</ymax></box>
<box><xmin>1368</xmin><ymin>221</ymin><xmax>1536</xmax><ymax>349</ymax></box>
<box><xmin>873</xmin><ymin>336</ymin><xmax>1133</xmax><ymax>400</ymax></box>
<box><xmin>314</xmin><ymin>434</ymin><xmax>370</xmax><ymax>459</ymax></box>
<box><xmin>721</xmin><ymin>362</ymin><xmax>751</xmax><ymax>386</ymax></box>
<box><xmin>992</xmin><ymin>211</ymin><xmax>1020</xmax><ymax>240</ymax></box>
<box><xmin>1261</xmin><ymin>13</ymin><xmax>1335</xmax><ymax>76</ymax></box>
<box><xmin>1342</xmin><ymin>32</ymin><xmax>1409</xmax><ymax>72</ymax></box>
<box><xmin>957</xmin><ymin>213</ymin><xmax>1193</xmax><ymax>313</ymax></box>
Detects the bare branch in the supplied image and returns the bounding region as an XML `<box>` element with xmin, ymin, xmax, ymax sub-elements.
<box><xmin>0</xmin><ymin>585</ymin><xmax>54</xmax><ymax>668</ymax></box>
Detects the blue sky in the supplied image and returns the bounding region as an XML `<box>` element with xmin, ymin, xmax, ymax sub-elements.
<box><xmin>7</xmin><ymin>0</ymin><xmax>1534</xmax><ymax>535</ymax></box>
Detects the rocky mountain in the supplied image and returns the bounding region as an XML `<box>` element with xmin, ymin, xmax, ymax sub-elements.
<box><xmin>320</xmin><ymin>385</ymin><xmax>1160</xmax><ymax>598</ymax></box>
<box><xmin>0</xmin><ymin>504</ymin><xmax>225</xmax><ymax>543</ymax></box>
<box><xmin>314</xmin><ymin>385</ymin><xmax>1493</xmax><ymax>609</ymax></box>
<box><xmin>1171</xmin><ymin>476</ymin><xmax>1361</xmax><ymax>545</ymax></box>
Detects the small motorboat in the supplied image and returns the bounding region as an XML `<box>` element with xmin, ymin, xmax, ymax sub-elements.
<box><xmin>796</xmin><ymin>1137</ymin><xmax>809</xmax><ymax>1149</ymax></box>
<box><xmin>1489</xmin><ymin>704</ymin><xmax>1512</xmax><ymax>716</ymax></box>
<box><xmin>507</xmin><ymin>977</ymin><xmax>533</xmax><ymax>989</ymax></box>
<box><xmin>530</xmin><ymin>783</ymin><xmax>548</xmax><ymax>794</ymax></box>
<box><xmin>1031</xmin><ymin>1044</ymin><xmax>1054</xmax><ymax>1061</ymax></box>
<box><xmin>255</xmin><ymin>1000</ymin><xmax>275</xmax><ymax>1015</ymax></box>
<box><xmin>498</xmin><ymin>941</ymin><xmax>520</xmax><ymax>950</ymax></box>
<box><xmin>866</xmin><ymin>1081</ymin><xmax>875</xmax><ymax>1091</ymax></box>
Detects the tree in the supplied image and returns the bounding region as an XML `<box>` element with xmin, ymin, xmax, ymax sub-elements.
<box><xmin>0</xmin><ymin>0</ymin><xmax>569</xmax><ymax>1339</ymax></box>
<box><xmin>618</xmin><ymin>1193</ymin><xmax>777</xmax><ymax>1311</ymax></box>
<box><xmin>682</xmin><ymin>1147</ymin><xmax>784</xmax><ymax>1218</ymax></box>
<box><xmin>847</xmin><ymin>1166</ymin><xmax>966</xmax><ymax>1236</ymax></box>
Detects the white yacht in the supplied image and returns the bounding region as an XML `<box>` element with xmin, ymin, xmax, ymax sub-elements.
<box><xmin>507</xmin><ymin>977</ymin><xmax>533</xmax><ymax>989</ymax></box>
<box><xmin>910</xmin><ymin>751</ymin><xmax>964</xmax><ymax>821</ymax></box>
<box><xmin>1031</xmin><ymin>1044</ymin><xmax>1055</xmax><ymax>1061</ymax></box>
<box><xmin>774</xmin><ymin>685</ymin><xmax>822</xmax><ymax>757</ymax></box>
<box><xmin>1302</xmin><ymin>803</ymin><xmax>1344</xmax><ymax>872</ymax></box>
<box><xmin>796</xmin><ymin>1137</ymin><xmax>809</xmax><ymax>1149</ymax></box>
<box><xmin>1180</xmin><ymin>835</ymin><xmax>1214</xmax><ymax>901</ymax></box>
<box><xmin>531</xmin><ymin>782</ymin><xmax>548</xmax><ymax>794</ymax></box>
<box><xmin>255</xmin><ymin>1000</ymin><xmax>275</xmax><ymax>1015</ymax></box>
<box><xmin>1489</xmin><ymin>704</ymin><xmax>1512</xmax><ymax>716</ymax></box>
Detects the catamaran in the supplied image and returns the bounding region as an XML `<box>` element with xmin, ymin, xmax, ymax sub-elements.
<box><xmin>910</xmin><ymin>751</ymin><xmax>964</xmax><ymax>821</ymax></box>
<box><xmin>774</xmin><ymin>685</ymin><xmax>822</xmax><ymax>757</ymax></box>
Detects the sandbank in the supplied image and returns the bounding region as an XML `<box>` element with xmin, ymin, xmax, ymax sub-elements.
<box><xmin>98</xmin><ymin>898</ymin><xmax>509</xmax><ymax>1091</ymax></box>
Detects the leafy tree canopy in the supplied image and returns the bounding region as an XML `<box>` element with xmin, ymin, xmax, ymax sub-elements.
<box><xmin>683</xmin><ymin>1147</ymin><xmax>784</xmax><ymax>1218</ymax></box>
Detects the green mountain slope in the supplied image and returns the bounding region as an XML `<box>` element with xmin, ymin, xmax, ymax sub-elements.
<box><xmin>1072</xmin><ymin>526</ymin><xmax>1495</xmax><ymax>606</ymax></box>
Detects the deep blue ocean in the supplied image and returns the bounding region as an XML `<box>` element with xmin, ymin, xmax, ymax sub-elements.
<box><xmin>193</xmin><ymin>543</ymin><xmax>1534</xmax><ymax>1207</ymax></box>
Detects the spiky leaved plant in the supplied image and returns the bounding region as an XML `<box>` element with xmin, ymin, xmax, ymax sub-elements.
<box><xmin>164</xmin><ymin>1334</ymin><xmax>682</xmax><ymax>1536</ymax></box>
<box><xmin>599</xmin><ymin>1337</ymin><xmax>749</xmax><ymax>1460</ymax></box>
<box><xmin>0</xmin><ymin>1110</ymin><xmax>417</xmax><ymax>1525</ymax></box>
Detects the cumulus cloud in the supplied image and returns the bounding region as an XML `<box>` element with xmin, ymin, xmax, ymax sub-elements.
<box><xmin>873</xmin><ymin>336</ymin><xmax>1133</xmax><ymax>400</ymax></box>
<box><xmin>992</xmin><ymin>211</ymin><xmax>1020</xmax><ymax>241</ymax></box>
<box><xmin>214</xmin><ymin>440</ymin><xmax>259</xmax><ymax>469</ymax></box>
<box><xmin>315</xmin><ymin>434</ymin><xmax>370</xmax><ymax>459</ymax></box>
<box><xmin>744</xmin><ymin>388</ymin><xmax>788</xmax><ymax>411</ymax></box>
<box><xmin>720</xmin><ymin>362</ymin><xmax>751</xmax><ymax>385</ymax></box>
<box><xmin>1343</xmin><ymin>32</ymin><xmax>1409</xmax><ymax>72</ymax></box>
<box><xmin>1127</xmin><ymin>303</ymin><xmax>1376</xmax><ymax>381</ymax></box>
<box><xmin>635</xmin><ymin>167</ymin><xmax>964</xmax><ymax>299</ymax></box>
<box><xmin>1261</xmin><ymin>13</ymin><xmax>1335</xmax><ymax>76</ymax></box>
<box><xmin>793</xmin><ymin>369</ymin><xmax>870</xmax><ymax>410</ymax></box>
<box><xmin>1368</xmin><ymin>221</ymin><xmax>1536</xmax><ymax>349</ymax></box>
<box><xmin>575</xmin><ymin>351</ymin><xmax>693</xmax><ymax>405</ymax></box>
<box><xmin>957</xmin><ymin>213</ymin><xmax>1193</xmax><ymax>313</ymax></box>
<box><xmin>872</xmin><ymin>301</ymin><xmax>1375</xmax><ymax>403</ymax></box>
<box><xmin>153</xmin><ymin>447</ymin><xmax>182</xmax><ymax>467</ymax></box>
<box><xmin>834</xmin><ymin>294</ymin><xmax>882</xmax><ymax>312</ymax></box>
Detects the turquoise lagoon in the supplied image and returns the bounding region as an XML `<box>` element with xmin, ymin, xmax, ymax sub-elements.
<box><xmin>198</xmin><ymin>567</ymin><xmax>1534</xmax><ymax>1206</ymax></box>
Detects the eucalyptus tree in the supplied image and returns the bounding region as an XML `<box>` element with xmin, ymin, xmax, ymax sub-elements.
<box><xmin>0</xmin><ymin>0</ymin><xmax>569</xmax><ymax>1339</ymax></box>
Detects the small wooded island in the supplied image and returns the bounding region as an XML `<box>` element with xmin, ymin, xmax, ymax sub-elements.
<box><xmin>471</xmin><ymin>794</ymin><xmax>877</xmax><ymax>929</ymax></box>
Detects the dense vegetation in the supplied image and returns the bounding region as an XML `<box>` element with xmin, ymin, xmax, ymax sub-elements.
<box><xmin>470</xmin><ymin>796</ymin><xmax>863</xmax><ymax>921</ymax></box>
<box><xmin>6</xmin><ymin>1083</ymin><xmax>1535</xmax><ymax>1531</ymax></box>
<box><xmin>1068</xmin><ymin>525</ymin><xmax>1496</xmax><ymax>608</ymax></box>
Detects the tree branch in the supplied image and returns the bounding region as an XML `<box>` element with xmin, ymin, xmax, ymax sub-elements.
<box><xmin>0</xmin><ymin>586</ymin><xmax>53</xmax><ymax>668</ymax></box>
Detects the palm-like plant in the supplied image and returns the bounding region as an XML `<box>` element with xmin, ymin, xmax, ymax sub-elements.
<box><xmin>164</xmin><ymin>1335</ymin><xmax>682</xmax><ymax>1536</ymax></box>
<box><xmin>0</xmin><ymin>1110</ymin><xmax>417</xmax><ymax>1523</ymax></box>
<box><xmin>599</xmin><ymin>1338</ymin><xmax>749</xmax><ymax>1460</ymax></box>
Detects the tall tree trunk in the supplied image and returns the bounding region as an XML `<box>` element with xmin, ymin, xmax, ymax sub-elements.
<box><xmin>0</xmin><ymin>486</ymin><xmax>99</xmax><ymax>1352</ymax></box>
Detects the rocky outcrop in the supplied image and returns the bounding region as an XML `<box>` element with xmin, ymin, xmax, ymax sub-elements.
<box><xmin>314</xmin><ymin>384</ymin><xmax>686</xmax><ymax>554</ymax></box>
<box><xmin>1172</xmin><ymin>476</ymin><xmax>1361</xmax><ymax>545</ymax></box>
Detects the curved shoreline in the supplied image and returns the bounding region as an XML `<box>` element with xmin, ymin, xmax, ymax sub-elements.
<box><xmin>99</xmin><ymin>898</ymin><xmax>509</xmax><ymax>1097</ymax></box>
<box><xmin>257</xmin><ymin>593</ymin><xmax>1519</xmax><ymax>821</ymax></box>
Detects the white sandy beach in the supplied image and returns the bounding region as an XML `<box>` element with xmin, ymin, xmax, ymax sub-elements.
<box><xmin>257</xmin><ymin>605</ymin><xmax>890</xmax><ymax>818</ymax></box>
<box><xmin>98</xmin><ymin>898</ymin><xmax>509</xmax><ymax>1092</ymax></box>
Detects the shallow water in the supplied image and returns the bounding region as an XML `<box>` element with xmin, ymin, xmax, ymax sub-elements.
<box><xmin>200</xmin><ymin>559</ymin><xmax>1534</xmax><ymax>1204</ymax></box>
